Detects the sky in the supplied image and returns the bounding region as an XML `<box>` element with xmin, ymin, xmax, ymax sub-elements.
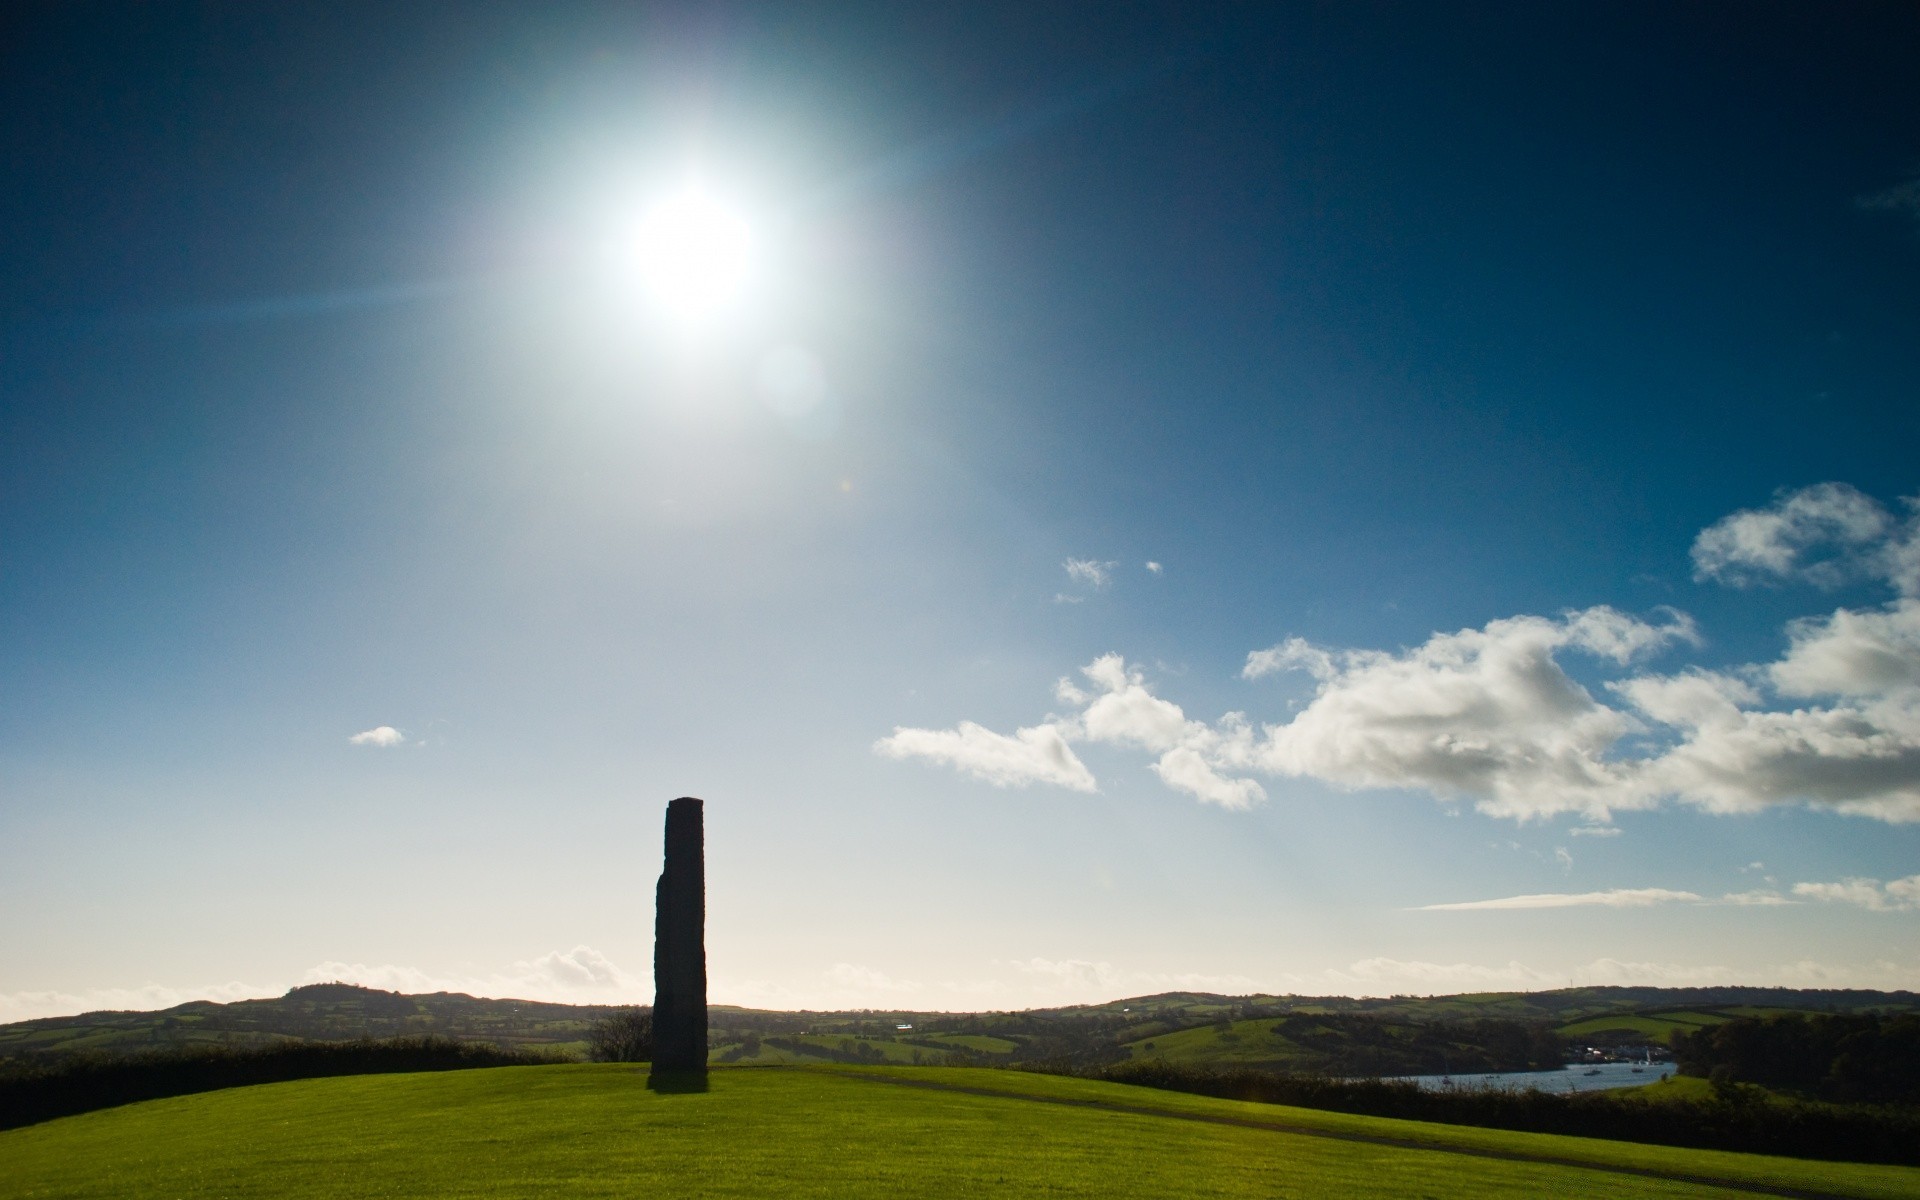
<box><xmin>4</xmin><ymin>2</ymin><xmax>1920</xmax><ymax>1021</ymax></box>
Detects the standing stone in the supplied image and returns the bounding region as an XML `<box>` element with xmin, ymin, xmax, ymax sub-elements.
<box><xmin>651</xmin><ymin>796</ymin><xmax>707</xmax><ymax>1074</ymax></box>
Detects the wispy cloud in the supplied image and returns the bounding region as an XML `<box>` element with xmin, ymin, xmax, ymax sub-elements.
<box><xmin>1570</xmin><ymin>825</ymin><xmax>1623</xmax><ymax>838</ymax></box>
<box><xmin>348</xmin><ymin>725</ymin><xmax>405</xmax><ymax>747</ymax></box>
<box><xmin>873</xmin><ymin>720</ymin><xmax>1096</xmax><ymax>791</ymax></box>
<box><xmin>1722</xmin><ymin>890</ymin><xmax>1796</xmax><ymax>906</ymax></box>
<box><xmin>1145</xmin><ymin>561</ymin><xmax>1163</xmax><ymax>575</ymax></box>
<box><xmin>1416</xmin><ymin>887</ymin><xmax>1702</xmax><ymax>911</ymax></box>
<box><xmin>1321</xmin><ymin>954</ymin><xmax>1920</xmax><ymax>996</ymax></box>
<box><xmin>1792</xmin><ymin>875</ymin><xmax>1920</xmax><ymax>911</ymax></box>
<box><xmin>1063</xmin><ymin>557</ymin><xmax>1118</xmax><ymax>588</ymax></box>
<box><xmin>1858</xmin><ymin>176</ymin><xmax>1920</xmax><ymax>226</ymax></box>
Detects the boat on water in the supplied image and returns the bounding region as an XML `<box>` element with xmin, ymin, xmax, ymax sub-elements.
<box><xmin>1584</xmin><ymin>1068</ymin><xmax>1603</xmax><ymax>1076</ymax></box>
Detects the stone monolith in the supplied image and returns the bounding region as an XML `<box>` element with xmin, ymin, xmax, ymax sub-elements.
<box><xmin>651</xmin><ymin>796</ymin><xmax>706</xmax><ymax>1074</ymax></box>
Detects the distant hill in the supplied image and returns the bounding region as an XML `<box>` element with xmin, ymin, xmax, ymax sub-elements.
<box><xmin>0</xmin><ymin>984</ymin><xmax>620</xmax><ymax>1063</ymax></box>
<box><xmin>4</xmin><ymin>983</ymin><xmax>1913</xmax><ymax>1076</ymax></box>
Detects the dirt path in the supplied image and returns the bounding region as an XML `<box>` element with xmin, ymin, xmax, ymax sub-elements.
<box><xmin>826</xmin><ymin>1069</ymin><xmax>1868</xmax><ymax>1200</ymax></box>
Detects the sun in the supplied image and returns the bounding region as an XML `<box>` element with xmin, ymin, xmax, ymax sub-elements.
<box><xmin>625</xmin><ymin>181</ymin><xmax>756</xmax><ymax>328</ymax></box>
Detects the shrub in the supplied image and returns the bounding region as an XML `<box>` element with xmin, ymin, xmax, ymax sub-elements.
<box><xmin>586</xmin><ymin>1009</ymin><xmax>654</xmax><ymax>1063</ymax></box>
<box><xmin>0</xmin><ymin>1037</ymin><xmax>557</xmax><ymax>1131</ymax></box>
<box><xmin>1057</xmin><ymin>1061</ymin><xmax>1920</xmax><ymax>1165</ymax></box>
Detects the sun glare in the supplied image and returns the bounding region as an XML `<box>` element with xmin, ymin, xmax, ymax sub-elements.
<box><xmin>626</xmin><ymin>181</ymin><xmax>756</xmax><ymax>329</ymax></box>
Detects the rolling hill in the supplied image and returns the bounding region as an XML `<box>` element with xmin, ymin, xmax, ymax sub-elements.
<box><xmin>6</xmin><ymin>983</ymin><xmax>1913</xmax><ymax>1076</ymax></box>
<box><xmin>3</xmin><ymin>1064</ymin><xmax>1916</xmax><ymax>1200</ymax></box>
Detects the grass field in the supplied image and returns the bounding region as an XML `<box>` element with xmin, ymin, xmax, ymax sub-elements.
<box><xmin>1553</xmin><ymin>1009</ymin><xmax>1818</xmax><ymax>1046</ymax></box>
<box><xmin>3</xmin><ymin>1065</ymin><xmax>1917</xmax><ymax>1199</ymax></box>
<box><xmin>1125</xmin><ymin>1017</ymin><xmax>1300</xmax><ymax>1066</ymax></box>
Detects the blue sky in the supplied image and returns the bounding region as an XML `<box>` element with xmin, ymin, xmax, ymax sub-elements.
<box><xmin>4</xmin><ymin>3</ymin><xmax>1920</xmax><ymax>1019</ymax></box>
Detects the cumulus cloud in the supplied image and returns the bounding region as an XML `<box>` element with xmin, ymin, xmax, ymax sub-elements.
<box><xmin>1242</xmin><ymin>636</ymin><xmax>1336</xmax><ymax>682</ymax></box>
<box><xmin>879</xmin><ymin>656</ymin><xmax>1264</xmax><ymax>807</ymax></box>
<box><xmin>1618</xmin><ymin>658</ymin><xmax>1920</xmax><ymax>822</ymax></box>
<box><xmin>874</xmin><ymin>720</ymin><xmax>1096</xmax><ymax>792</ymax></box>
<box><xmin>1249</xmin><ymin>607</ymin><xmax>1696</xmax><ymax>820</ymax></box>
<box><xmin>1792</xmin><ymin>875</ymin><xmax>1920</xmax><ymax>911</ymax></box>
<box><xmin>1417</xmin><ymin>887</ymin><xmax>1702</xmax><ymax>911</ymax></box>
<box><xmin>885</xmin><ymin>485</ymin><xmax>1920</xmax><ymax>823</ymax></box>
<box><xmin>1145</xmin><ymin>561</ymin><xmax>1164</xmax><ymax>574</ymax></box>
<box><xmin>348</xmin><ymin>725</ymin><xmax>405</xmax><ymax>747</ymax></box>
<box><xmin>1689</xmin><ymin>483</ymin><xmax>1916</xmax><ymax>592</ymax></box>
<box><xmin>1067</xmin><ymin>655</ymin><xmax>1266</xmax><ymax>808</ymax></box>
<box><xmin>1772</xmin><ymin>599</ymin><xmax>1920</xmax><ymax>697</ymax></box>
<box><xmin>1063</xmin><ymin>558</ymin><xmax>1118</xmax><ymax>589</ymax></box>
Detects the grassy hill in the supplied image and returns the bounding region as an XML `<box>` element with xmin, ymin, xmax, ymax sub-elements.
<box><xmin>7</xmin><ymin>983</ymin><xmax>1914</xmax><ymax>1077</ymax></box>
<box><xmin>3</xmin><ymin>1064</ymin><xmax>1916</xmax><ymax>1199</ymax></box>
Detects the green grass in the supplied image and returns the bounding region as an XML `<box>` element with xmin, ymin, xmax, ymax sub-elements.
<box><xmin>2</xmin><ymin>1065</ymin><xmax>1915</xmax><ymax>1199</ymax></box>
<box><xmin>1125</xmin><ymin>1018</ymin><xmax>1298</xmax><ymax>1066</ymax></box>
<box><xmin>1558</xmin><ymin>1011</ymin><xmax>1731</xmax><ymax>1044</ymax></box>
<box><xmin>1556</xmin><ymin>1007</ymin><xmax>1838</xmax><ymax>1047</ymax></box>
<box><xmin>713</xmin><ymin>1036</ymin><xmax>945</xmax><ymax>1065</ymax></box>
<box><xmin>916</xmin><ymin>1032</ymin><xmax>1020</xmax><ymax>1053</ymax></box>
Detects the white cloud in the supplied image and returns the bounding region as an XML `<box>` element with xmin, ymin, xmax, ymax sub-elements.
<box><xmin>1416</xmin><ymin>887</ymin><xmax>1702</xmax><ymax>911</ymax></box>
<box><xmin>1792</xmin><ymin>875</ymin><xmax>1920</xmax><ymax>911</ymax></box>
<box><xmin>1771</xmin><ymin>599</ymin><xmax>1920</xmax><ymax>697</ymax></box>
<box><xmin>1721</xmin><ymin>890</ymin><xmax>1797</xmax><ymax>906</ymax></box>
<box><xmin>876</xmin><ymin>656</ymin><xmax>1263</xmax><ymax>807</ymax></box>
<box><xmin>1152</xmin><ymin>744</ymin><xmax>1267</xmax><ymax>808</ymax></box>
<box><xmin>1250</xmin><ymin>607</ymin><xmax>1694</xmax><ymax>821</ymax></box>
<box><xmin>1243</xmin><ymin>636</ymin><xmax>1337</xmax><ymax>682</ymax></box>
<box><xmin>1145</xmin><ymin>561</ymin><xmax>1163</xmax><ymax>574</ymax></box>
<box><xmin>1689</xmin><ymin>483</ymin><xmax>1916</xmax><ymax>592</ymax></box>
<box><xmin>1569</xmin><ymin>825</ymin><xmax>1623</xmax><ymax>838</ymax></box>
<box><xmin>874</xmin><ymin>720</ymin><xmax>1096</xmax><ymax>792</ymax></box>
<box><xmin>306</xmin><ymin>944</ymin><xmax>641</xmax><ymax>1002</ymax></box>
<box><xmin>523</xmin><ymin>945</ymin><xmax>630</xmax><ymax>989</ymax></box>
<box><xmin>1063</xmin><ymin>558</ymin><xmax>1118</xmax><ymax>589</ymax></box>
<box><xmin>1620</xmin><ymin>666</ymin><xmax>1920</xmax><ymax>822</ymax></box>
<box><xmin>348</xmin><ymin>725</ymin><xmax>405</xmax><ymax>747</ymax></box>
<box><xmin>1069</xmin><ymin>655</ymin><xmax>1265</xmax><ymax>808</ymax></box>
<box><xmin>886</xmin><ymin>487</ymin><xmax>1920</xmax><ymax>824</ymax></box>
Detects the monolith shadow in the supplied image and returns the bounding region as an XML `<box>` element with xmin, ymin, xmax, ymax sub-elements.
<box><xmin>648</xmin><ymin>796</ymin><xmax>707</xmax><ymax>1091</ymax></box>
